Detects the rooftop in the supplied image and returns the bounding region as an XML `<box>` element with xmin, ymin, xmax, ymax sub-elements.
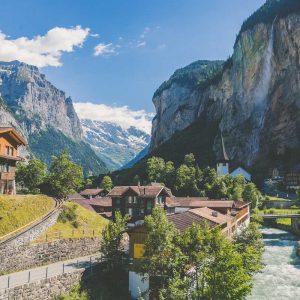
<box><xmin>80</xmin><ymin>188</ymin><xmax>108</xmax><ymax>196</ymax></box>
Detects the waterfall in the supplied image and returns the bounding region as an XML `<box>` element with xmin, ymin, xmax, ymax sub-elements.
<box><xmin>254</xmin><ymin>18</ymin><xmax>276</xmax><ymax>113</ymax></box>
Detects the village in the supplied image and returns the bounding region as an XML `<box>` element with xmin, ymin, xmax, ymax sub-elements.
<box><xmin>0</xmin><ymin>126</ymin><xmax>299</xmax><ymax>299</ymax></box>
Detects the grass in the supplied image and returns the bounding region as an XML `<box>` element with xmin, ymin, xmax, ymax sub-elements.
<box><xmin>0</xmin><ymin>194</ymin><xmax>54</xmax><ymax>237</ymax></box>
<box><xmin>276</xmin><ymin>218</ymin><xmax>292</xmax><ymax>226</ymax></box>
<box><xmin>34</xmin><ymin>201</ymin><xmax>109</xmax><ymax>243</ymax></box>
<box><xmin>265</xmin><ymin>196</ymin><xmax>289</xmax><ymax>201</ymax></box>
<box><xmin>260</xmin><ymin>208</ymin><xmax>300</xmax><ymax>215</ymax></box>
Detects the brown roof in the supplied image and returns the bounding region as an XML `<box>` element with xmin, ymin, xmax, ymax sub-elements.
<box><xmin>72</xmin><ymin>197</ymin><xmax>112</xmax><ymax>212</ymax></box>
<box><xmin>108</xmin><ymin>185</ymin><xmax>172</xmax><ymax>198</ymax></box>
<box><xmin>189</xmin><ymin>207</ymin><xmax>233</xmax><ymax>225</ymax></box>
<box><xmin>167</xmin><ymin>211</ymin><xmax>218</xmax><ymax>232</ymax></box>
<box><xmin>68</xmin><ymin>193</ymin><xmax>85</xmax><ymax>200</ymax></box>
<box><xmin>233</xmin><ymin>200</ymin><xmax>251</xmax><ymax>209</ymax></box>
<box><xmin>80</xmin><ymin>188</ymin><xmax>108</xmax><ymax>196</ymax></box>
<box><xmin>0</xmin><ymin>127</ymin><xmax>27</xmax><ymax>145</ymax></box>
<box><xmin>166</xmin><ymin>197</ymin><xmax>234</xmax><ymax>209</ymax></box>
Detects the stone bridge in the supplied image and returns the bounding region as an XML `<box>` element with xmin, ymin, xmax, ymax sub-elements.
<box><xmin>259</xmin><ymin>213</ymin><xmax>300</xmax><ymax>235</ymax></box>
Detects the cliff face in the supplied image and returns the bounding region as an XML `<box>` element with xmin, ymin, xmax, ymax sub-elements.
<box><xmin>0</xmin><ymin>61</ymin><xmax>107</xmax><ymax>175</ymax></box>
<box><xmin>0</xmin><ymin>61</ymin><xmax>82</xmax><ymax>141</ymax></box>
<box><xmin>150</xmin><ymin>10</ymin><xmax>300</xmax><ymax>177</ymax></box>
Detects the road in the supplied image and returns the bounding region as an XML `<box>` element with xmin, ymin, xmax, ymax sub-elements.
<box><xmin>0</xmin><ymin>254</ymin><xmax>101</xmax><ymax>291</ymax></box>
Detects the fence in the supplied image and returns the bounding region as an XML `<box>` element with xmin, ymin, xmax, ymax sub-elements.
<box><xmin>33</xmin><ymin>228</ymin><xmax>103</xmax><ymax>243</ymax></box>
<box><xmin>0</xmin><ymin>255</ymin><xmax>101</xmax><ymax>292</ymax></box>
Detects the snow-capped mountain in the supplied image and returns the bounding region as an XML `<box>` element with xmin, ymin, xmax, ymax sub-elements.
<box><xmin>81</xmin><ymin>119</ymin><xmax>150</xmax><ymax>170</ymax></box>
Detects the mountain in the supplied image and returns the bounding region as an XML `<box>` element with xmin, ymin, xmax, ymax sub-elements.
<box><xmin>0</xmin><ymin>61</ymin><xmax>108</xmax><ymax>176</ymax></box>
<box><xmin>80</xmin><ymin>119</ymin><xmax>150</xmax><ymax>170</ymax></box>
<box><xmin>147</xmin><ymin>0</ymin><xmax>300</xmax><ymax>183</ymax></box>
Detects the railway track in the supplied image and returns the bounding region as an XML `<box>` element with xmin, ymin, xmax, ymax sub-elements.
<box><xmin>0</xmin><ymin>198</ymin><xmax>63</xmax><ymax>248</ymax></box>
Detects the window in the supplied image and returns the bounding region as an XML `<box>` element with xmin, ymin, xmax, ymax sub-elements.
<box><xmin>127</xmin><ymin>208</ymin><xmax>133</xmax><ymax>216</ymax></box>
<box><xmin>127</xmin><ymin>196</ymin><xmax>133</xmax><ymax>204</ymax></box>
<box><xmin>133</xmin><ymin>196</ymin><xmax>137</xmax><ymax>204</ymax></box>
<box><xmin>156</xmin><ymin>195</ymin><xmax>165</xmax><ymax>205</ymax></box>
<box><xmin>10</xmin><ymin>147</ymin><xmax>14</xmax><ymax>156</ymax></box>
<box><xmin>146</xmin><ymin>201</ymin><xmax>152</xmax><ymax>210</ymax></box>
<box><xmin>140</xmin><ymin>208</ymin><xmax>144</xmax><ymax>215</ymax></box>
<box><xmin>5</xmin><ymin>164</ymin><xmax>9</xmax><ymax>172</ymax></box>
<box><xmin>5</xmin><ymin>146</ymin><xmax>9</xmax><ymax>156</ymax></box>
<box><xmin>115</xmin><ymin>198</ymin><xmax>121</xmax><ymax>206</ymax></box>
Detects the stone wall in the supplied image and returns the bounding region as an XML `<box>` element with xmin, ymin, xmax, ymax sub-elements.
<box><xmin>0</xmin><ymin>269</ymin><xmax>86</xmax><ymax>300</ymax></box>
<box><xmin>0</xmin><ymin>237</ymin><xmax>101</xmax><ymax>274</ymax></box>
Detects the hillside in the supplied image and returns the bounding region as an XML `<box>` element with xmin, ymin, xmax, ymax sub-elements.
<box><xmin>0</xmin><ymin>195</ymin><xmax>54</xmax><ymax>237</ymax></box>
<box><xmin>149</xmin><ymin>0</ymin><xmax>300</xmax><ymax>182</ymax></box>
<box><xmin>0</xmin><ymin>61</ymin><xmax>108</xmax><ymax>175</ymax></box>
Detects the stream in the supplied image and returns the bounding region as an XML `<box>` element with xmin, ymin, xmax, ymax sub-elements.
<box><xmin>248</xmin><ymin>227</ymin><xmax>300</xmax><ymax>299</ymax></box>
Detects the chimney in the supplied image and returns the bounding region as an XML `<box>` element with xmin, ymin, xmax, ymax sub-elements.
<box><xmin>212</xmin><ymin>211</ymin><xmax>218</xmax><ymax>217</ymax></box>
<box><xmin>138</xmin><ymin>180</ymin><xmax>141</xmax><ymax>187</ymax></box>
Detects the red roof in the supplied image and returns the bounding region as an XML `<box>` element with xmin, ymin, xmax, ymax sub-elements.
<box><xmin>72</xmin><ymin>197</ymin><xmax>112</xmax><ymax>213</ymax></box>
<box><xmin>0</xmin><ymin>127</ymin><xmax>27</xmax><ymax>145</ymax></box>
<box><xmin>80</xmin><ymin>188</ymin><xmax>108</xmax><ymax>196</ymax></box>
<box><xmin>165</xmin><ymin>197</ymin><xmax>234</xmax><ymax>209</ymax></box>
<box><xmin>167</xmin><ymin>211</ymin><xmax>218</xmax><ymax>232</ymax></box>
<box><xmin>233</xmin><ymin>200</ymin><xmax>251</xmax><ymax>209</ymax></box>
<box><xmin>108</xmin><ymin>185</ymin><xmax>172</xmax><ymax>198</ymax></box>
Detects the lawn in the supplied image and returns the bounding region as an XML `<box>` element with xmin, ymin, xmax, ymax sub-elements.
<box><xmin>265</xmin><ymin>196</ymin><xmax>289</xmax><ymax>201</ymax></box>
<box><xmin>260</xmin><ymin>208</ymin><xmax>300</xmax><ymax>214</ymax></box>
<box><xmin>0</xmin><ymin>194</ymin><xmax>55</xmax><ymax>237</ymax></box>
<box><xmin>34</xmin><ymin>201</ymin><xmax>109</xmax><ymax>243</ymax></box>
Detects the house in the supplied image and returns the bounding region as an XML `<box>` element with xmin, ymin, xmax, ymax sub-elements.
<box><xmin>285</xmin><ymin>166</ymin><xmax>300</xmax><ymax>191</ymax></box>
<box><xmin>0</xmin><ymin>127</ymin><xmax>26</xmax><ymax>194</ymax></box>
<box><xmin>69</xmin><ymin>194</ymin><xmax>112</xmax><ymax>218</ymax></box>
<box><xmin>108</xmin><ymin>184</ymin><xmax>173</xmax><ymax>221</ymax></box>
<box><xmin>127</xmin><ymin>204</ymin><xmax>249</xmax><ymax>299</ymax></box>
<box><xmin>216</xmin><ymin>133</ymin><xmax>252</xmax><ymax>181</ymax></box>
<box><xmin>80</xmin><ymin>188</ymin><xmax>109</xmax><ymax>199</ymax></box>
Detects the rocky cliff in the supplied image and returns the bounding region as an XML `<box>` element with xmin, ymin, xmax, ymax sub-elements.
<box><xmin>0</xmin><ymin>61</ymin><xmax>108</xmax><ymax>175</ymax></box>
<box><xmin>150</xmin><ymin>0</ymin><xmax>300</xmax><ymax>180</ymax></box>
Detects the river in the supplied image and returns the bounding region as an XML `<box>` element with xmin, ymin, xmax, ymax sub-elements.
<box><xmin>248</xmin><ymin>227</ymin><xmax>300</xmax><ymax>299</ymax></box>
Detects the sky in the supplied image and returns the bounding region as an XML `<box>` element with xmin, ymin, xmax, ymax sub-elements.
<box><xmin>0</xmin><ymin>0</ymin><xmax>265</xmax><ymax>121</ymax></box>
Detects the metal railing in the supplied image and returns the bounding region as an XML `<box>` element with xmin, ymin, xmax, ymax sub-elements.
<box><xmin>0</xmin><ymin>255</ymin><xmax>101</xmax><ymax>292</ymax></box>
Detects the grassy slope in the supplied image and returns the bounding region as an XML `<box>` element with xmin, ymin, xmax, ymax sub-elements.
<box><xmin>34</xmin><ymin>201</ymin><xmax>109</xmax><ymax>242</ymax></box>
<box><xmin>0</xmin><ymin>195</ymin><xmax>54</xmax><ymax>236</ymax></box>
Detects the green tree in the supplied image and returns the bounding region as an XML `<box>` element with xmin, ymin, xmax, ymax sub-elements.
<box><xmin>146</xmin><ymin>157</ymin><xmax>166</xmax><ymax>183</ymax></box>
<box><xmin>242</xmin><ymin>183</ymin><xmax>261</xmax><ymax>208</ymax></box>
<box><xmin>183</xmin><ymin>153</ymin><xmax>196</xmax><ymax>167</ymax></box>
<box><xmin>209</xmin><ymin>177</ymin><xmax>228</xmax><ymax>199</ymax></box>
<box><xmin>100</xmin><ymin>175</ymin><xmax>113</xmax><ymax>191</ymax></box>
<box><xmin>100</xmin><ymin>211</ymin><xmax>130</xmax><ymax>272</ymax></box>
<box><xmin>138</xmin><ymin>208</ymin><xmax>186</xmax><ymax>297</ymax></box>
<box><xmin>165</xmin><ymin>161</ymin><xmax>175</xmax><ymax>188</ymax></box>
<box><xmin>47</xmin><ymin>151</ymin><xmax>83</xmax><ymax>200</ymax></box>
<box><xmin>204</xmin><ymin>228</ymin><xmax>252</xmax><ymax>300</ymax></box>
<box><xmin>234</xmin><ymin>222</ymin><xmax>264</xmax><ymax>276</ymax></box>
<box><xmin>175</xmin><ymin>164</ymin><xmax>198</xmax><ymax>196</ymax></box>
<box><xmin>16</xmin><ymin>159</ymin><xmax>47</xmax><ymax>193</ymax></box>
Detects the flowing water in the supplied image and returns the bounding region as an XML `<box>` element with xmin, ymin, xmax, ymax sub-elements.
<box><xmin>248</xmin><ymin>227</ymin><xmax>300</xmax><ymax>300</ymax></box>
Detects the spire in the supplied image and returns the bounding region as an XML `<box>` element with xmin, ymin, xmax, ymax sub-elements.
<box><xmin>218</xmin><ymin>132</ymin><xmax>229</xmax><ymax>162</ymax></box>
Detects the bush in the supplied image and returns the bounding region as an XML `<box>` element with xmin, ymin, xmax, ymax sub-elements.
<box><xmin>58</xmin><ymin>203</ymin><xmax>77</xmax><ymax>224</ymax></box>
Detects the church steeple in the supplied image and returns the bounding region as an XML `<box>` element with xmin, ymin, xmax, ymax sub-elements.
<box><xmin>217</xmin><ymin>132</ymin><xmax>229</xmax><ymax>176</ymax></box>
<box><xmin>218</xmin><ymin>133</ymin><xmax>229</xmax><ymax>163</ymax></box>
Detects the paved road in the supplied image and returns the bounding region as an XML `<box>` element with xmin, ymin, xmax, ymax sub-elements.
<box><xmin>0</xmin><ymin>254</ymin><xmax>101</xmax><ymax>291</ymax></box>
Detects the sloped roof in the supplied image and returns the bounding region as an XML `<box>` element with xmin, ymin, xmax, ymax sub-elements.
<box><xmin>108</xmin><ymin>185</ymin><xmax>172</xmax><ymax>198</ymax></box>
<box><xmin>80</xmin><ymin>188</ymin><xmax>108</xmax><ymax>196</ymax></box>
<box><xmin>72</xmin><ymin>197</ymin><xmax>112</xmax><ymax>212</ymax></box>
<box><xmin>0</xmin><ymin>127</ymin><xmax>27</xmax><ymax>145</ymax></box>
<box><xmin>68</xmin><ymin>193</ymin><xmax>85</xmax><ymax>200</ymax></box>
<box><xmin>167</xmin><ymin>211</ymin><xmax>218</xmax><ymax>232</ymax></box>
<box><xmin>165</xmin><ymin>197</ymin><xmax>234</xmax><ymax>209</ymax></box>
<box><xmin>233</xmin><ymin>200</ymin><xmax>251</xmax><ymax>209</ymax></box>
<box><xmin>189</xmin><ymin>207</ymin><xmax>233</xmax><ymax>225</ymax></box>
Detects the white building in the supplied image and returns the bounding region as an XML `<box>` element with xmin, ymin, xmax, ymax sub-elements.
<box><xmin>216</xmin><ymin>133</ymin><xmax>251</xmax><ymax>181</ymax></box>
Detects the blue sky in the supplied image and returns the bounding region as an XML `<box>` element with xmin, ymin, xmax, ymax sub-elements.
<box><xmin>0</xmin><ymin>0</ymin><xmax>265</xmax><ymax>114</ymax></box>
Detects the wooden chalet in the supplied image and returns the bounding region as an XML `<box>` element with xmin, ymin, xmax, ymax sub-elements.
<box><xmin>0</xmin><ymin>127</ymin><xmax>26</xmax><ymax>195</ymax></box>
<box><xmin>108</xmin><ymin>184</ymin><xmax>172</xmax><ymax>221</ymax></box>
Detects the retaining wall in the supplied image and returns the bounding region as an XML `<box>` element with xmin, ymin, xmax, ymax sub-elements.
<box><xmin>0</xmin><ymin>269</ymin><xmax>85</xmax><ymax>300</ymax></box>
<box><xmin>0</xmin><ymin>237</ymin><xmax>101</xmax><ymax>274</ymax></box>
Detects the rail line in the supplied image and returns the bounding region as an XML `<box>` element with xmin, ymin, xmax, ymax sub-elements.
<box><xmin>0</xmin><ymin>198</ymin><xmax>62</xmax><ymax>248</ymax></box>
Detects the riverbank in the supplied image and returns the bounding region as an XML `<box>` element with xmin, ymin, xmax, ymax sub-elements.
<box><xmin>248</xmin><ymin>226</ymin><xmax>300</xmax><ymax>299</ymax></box>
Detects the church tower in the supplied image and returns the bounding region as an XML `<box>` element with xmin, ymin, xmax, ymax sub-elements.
<box><xmin>216</xmin><ymin>133</ymin><xmax>230</xmax><ymax>176</ymax></box>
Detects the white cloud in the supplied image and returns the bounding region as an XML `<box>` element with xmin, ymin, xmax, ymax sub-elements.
<box><xmin>94</xmin><ymin>43</ymin><xmax>116</xmax><ymax>56</ymax></box>
<box><xmin>90</xmin><ymin>33</ymin><xmax>100</xmax><ymax>38</ymax></box>
<box><xmin>136</xmin><ymin>41</ymin><xmax>146</xmax><ymax>48</ymax></box>
<box><xmin>74</xmin><ymin>102</ymin><xmax>154</xmax><ymax>134</ymax></box>
<box><xmin>0</xmin><ymin>26</ymin><xmax>90</xmax><ymax>67</ymax></box>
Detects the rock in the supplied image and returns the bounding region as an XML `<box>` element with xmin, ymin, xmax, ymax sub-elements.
<box><xmin>150</xmin><ymin>5</ymin><xmax>300</xmax><ymax>177</ymax></box>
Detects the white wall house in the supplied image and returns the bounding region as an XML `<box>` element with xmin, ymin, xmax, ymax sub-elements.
<box><xmin>231</xmin><ymin>167</ymin><xmax>252</xmax><ymax>182</ymax></box>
